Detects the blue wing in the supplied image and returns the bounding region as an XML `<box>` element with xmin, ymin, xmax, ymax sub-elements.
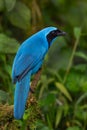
<box><xmin>12</xmin><ymin>46</ymin><xmax>46</xmax><ymax>83</ymax></box>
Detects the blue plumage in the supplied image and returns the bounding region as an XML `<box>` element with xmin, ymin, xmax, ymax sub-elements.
<box><xmin>12</xmin><ymin>27</ymin><xmax>66</xmax><ymax>119</ymax></box>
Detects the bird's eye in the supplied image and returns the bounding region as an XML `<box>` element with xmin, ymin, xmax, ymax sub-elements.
<box><xmin>51</xmin><ymin>31</ymin><xmax>55</xmax><ymax>34</ymax></box>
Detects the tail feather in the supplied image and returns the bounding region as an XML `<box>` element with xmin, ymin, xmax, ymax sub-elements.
<box><xmin>14</xmin><ymin>71</ymin><xmax>31</xmax><ymax>119</ymax></box>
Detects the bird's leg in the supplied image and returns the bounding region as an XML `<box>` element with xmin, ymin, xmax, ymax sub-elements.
<box><xmin>30</xmin><ymin>68</ymin><xmax>42</xmax><ymax>93</ymax></box>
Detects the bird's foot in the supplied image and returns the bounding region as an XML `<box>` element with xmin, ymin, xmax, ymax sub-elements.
<box><xmin>30</xmin><ymin>87</ymin><xmax>35</xmax><ymax>93</ymax></box>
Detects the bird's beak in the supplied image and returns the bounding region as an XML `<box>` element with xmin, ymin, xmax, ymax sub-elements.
<box><xmin>56</xmin><ymin>29</ymin><xmax>67</xmax><ymax>36</ymax></box>
<box><xmin>60</xmin><ymin>31</ymin><xmax>67</xmax><ymax>36</ymax></box>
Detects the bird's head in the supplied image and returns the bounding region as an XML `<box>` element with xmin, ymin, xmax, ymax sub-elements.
<box><xmin>40</xmin><ymin>27</ymin><xmax>66</xmax><ymax>48</ymax></box>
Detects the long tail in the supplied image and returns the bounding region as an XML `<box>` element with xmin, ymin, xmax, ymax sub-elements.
<box><xmin>14</xmin><ymin>71</ymin><xmax>31</xmax><ymax>119</ymax></box>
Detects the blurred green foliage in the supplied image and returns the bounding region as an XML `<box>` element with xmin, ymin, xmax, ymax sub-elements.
<box><xmin>0</xmin><ymin>0</ymin><xmax>87</xmax><ymax>130</ymax></box>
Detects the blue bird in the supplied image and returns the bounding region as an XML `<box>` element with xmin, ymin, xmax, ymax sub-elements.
<box><xmin>12</xmin><ymin>26</ymin><xmax>66</xmax><ymax>119</ymax></box>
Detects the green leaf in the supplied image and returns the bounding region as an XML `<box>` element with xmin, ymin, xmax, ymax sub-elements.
<box><xmin>40</xmin><ymin>127</ymin><xmax>51</xmax><ymax>130</ymax></box>
<box><xmin>46</xmin><ymin>114</ymin><xmax>53</xmax><ymax>130</ymax></box>
<box><xmin>74</xmin><ymin>27</ymin><xmax>81</xmax><ymax>39</ymax></box>
<box><xmin>74</xmin><ymin>64</ymin><xmax>87</xmax><ymax>72</ymax></box>
<box><xmin>0</xmin><ymin>33</ymin><xmax>19</xmax><ymax>53</ymax></box>
<box><xmin>55</xmin><ymin>107</ymin><xmax>63</xmax><ymax>128</ymax></box>
<box><xmin>66</xmin><ymin>71</ymin><xmax>83</xmax><ymax>93</ymax></box>
<box><xmin>5</xmin><ymin>0</ymin><xmax>16</xmax><ymax>11</ymax></box>
<box><xmin>23</xmin><ymin>112</ymin><xmax>29</xmax><ymax>120</ymax></box>
<box><xmin>75</xmin><ymin>108</ymin><xmax>87</xmax><ymax>121</ymax></box>
<box><xmin>82</xmin><ymin>81</ymin><xmax>87</xmax><ymax>92</ymax></box>
<box><xmin>36</xmin><ymin>121</ymin><xmax>51</xmax><ymax>130</ymax></box>
<box><xmin>39</xmin><ymin>75</ymin><xmax>48</xmax><ymax>99</ymax></box>
<box><xmin>67</xmin><ymin>126</ymin><xmax>81</xmax><ymax>130</ymax></box>
<box><xmin>75</xmin><ymin>51</ymin><xmax>87</xmax><ymax>61</ymax></box>
<box><xmin>55</xmin><ymin>82</ymin><xmax>72</xmax><ymax>101</ymax></box>
<box><xmin>76</xmin><ymin>92</ymin><xmax>87</xmax><ymax>105</ymax></box>
<box><xmin>7</xmin><ymin>2</ymin><xmax>31</xmax><ymax>29</ymax></box>
<box><xmin>72</xmin><ymin>120</ymin><xmax>82</xmax><ymax>127</ymax></box>
<box><xmin>5</xmin><ymin>64</ymin><xmax>12</xmax><ymax>76</ymax></box>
